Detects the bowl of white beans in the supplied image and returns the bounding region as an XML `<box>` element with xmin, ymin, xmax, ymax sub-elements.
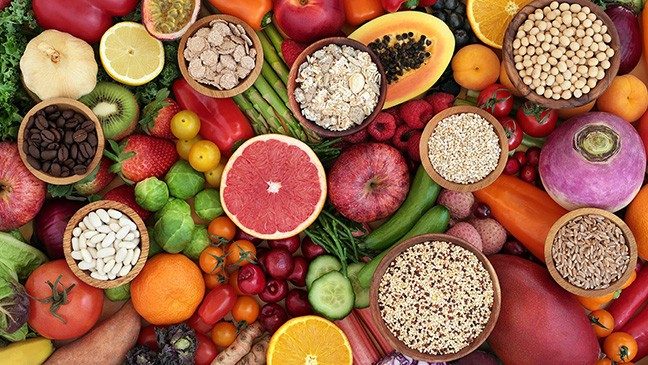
<box><xmin>63</xmin><ymin>200</ymin><xmax>149</xmax><ymax>289</ymax></box>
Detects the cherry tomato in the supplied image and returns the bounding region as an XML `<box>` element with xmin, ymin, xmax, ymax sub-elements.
<box><xmin>526</xmin><ymin>146</ymin><xmax>541</xmax><ymax>166</ymax></box>
<box><xmin>176</xmin><ymin>136</ymin><xmax>202</xmax><ymax>160</ymax></box>
<box><xmin>590</xmin><ymin>309</ymin><xmax>615</xmax><ymax>338</ymax></box>
<box><xmin>226</xmin><ymin>240</ymin><xmax>257</xmax><ymax>267</ymax></box>
<box><xmin>137</xmin><ymin>325</ymin><xmax>158</xmax><ymax>350</ymax></box>
<box><xmin>26</xmin><ymin>260</ymin><xmax>104</xmax><ymax>340</ymax></box>
<box><xmin>498</xmin><ymin>116</ymin><xmax>523</xmax><ymax>151</ymax></box>
<box><xmin>199</xmin><ymin>246</ymin><xmax>226</xmax><ymax>275</ymax></box>
<box><xmin>171</xmin><ymin>110</ymin><xmax>201</xmax><ymax>139</ymax></box>
<box><xmin>478</xmin><ymin>83</ymin><xmax>514</xmax><ymax>118</ymax></box>
<box><xmin>205</xmin><ymin>161</ymin><xmax>227</xmax><ymax>188</ymax></box>
<box><xmin>211</xmin><ymin>321</ymin><xmax>237</xmax><ymax>347</ymax></box>
<box><xmin>229</xmin><ymin>270</ymin><xmax>245</xmax><ymax>295</ymax></box>
<box><xmin>208</xmin><ymin>216</ymin><xmax>237</xmax><ymax>243</ymax></box>
<box><xmin>268</xmin><ymin>236</ymin><xmax>300</xmax><ymax>254</ymax></box>
<box><xmin>231</xmin><ymin>296</ymin><xmax>260</xmax><ymax>324</ymax></box>
<box><xmin>198</xmin><ymin>284</ymin><xmax>237</xmax><ymax>325</ymax></box>
<box><xmin>189</xmin><ymin>140</ymin><xmax>221</xmax><ymax>172</ymax></box>
<box><xmin>204</xmin><ymin>271</ymin><xmax>227</xmax><ymax>289</ymax></box>
<box><xmin>595</xmin><ymin>358</ymin><xmax>614</xmax><ymax>365</ymax></box>
<box><xmin>237</xmin><ymin>264</ymin><xmax>266</xmax><ymax>295</ymax></box>
<box><xmin>188</xmin><ymin>312</ymin><xmax>215</xmax><ymax>334</ymax></box>
<box><xmin>603</xmin><ymin>332</ymin><xmax>638</xmax><ymax>363</ymax></box>
<box><xmin>195</xmin><ymin>331</ymin><xmax>218</xmax><ymax>365</ymax></box>
<box><xmin>516</xmin><ymin>102</ymin><xmax>558</xmax><ymax>137</ymax></box>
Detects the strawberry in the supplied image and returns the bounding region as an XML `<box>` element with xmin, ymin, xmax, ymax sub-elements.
<box><xmin>140</xmin><ymin>89</ymin><xmax>180</xmax><ymax>140</ymax></box>
<box><xmin>367</xmin><ymin>112</ymin><xmax>397</xmax><ymax>141</ymax></box>
<box><xmin>425</xmin><ymin>92</ymin><xmax>455</xmax><ymax>115</ymax></box>
<box><xmin>73</xmin><ymin>157</ymin><xmax>116</xmax><ymax>196</ymax></box>
<box><xmin>103</xmin><ymin>184</ymin><xmax>151</xmax><ymax>221</ymax></box>
<box><xmin>406</xmin><ymin>129</ymin><xmax>422</xmax><ymax>162</ymax></box>
<box><xmin>281</xmin><ymin>40</ymin><xmax>306</xmax><ymax>68</ymax></box>
<box><xmin>399</xmin><ymin>99</ymin><xmax>434</xmax><ymax>129</ymax></box>
<box><xmin>106</xmin><ymin>134</ymin><xmax>178</xmax><ymax>184</ymax></box>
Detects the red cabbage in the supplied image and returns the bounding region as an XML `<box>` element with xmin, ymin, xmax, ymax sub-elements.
<box><xmin>33</xmin><ymin>198</ymin><xmax>84</xmax><ymax>259</ymax></box>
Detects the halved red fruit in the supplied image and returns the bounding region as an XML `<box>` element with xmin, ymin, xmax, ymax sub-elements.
<box><xmin>142</xmin><ymin>0</ymin><xmax>200</xmax><ymax>41</ymax></box>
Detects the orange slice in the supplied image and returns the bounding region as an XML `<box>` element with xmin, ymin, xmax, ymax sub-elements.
<box><xmin>467</xmin><ymin>0</ymin><xmax>533</xmax><ymax>49</ymax></box>
<box><xmin>267</xmin><ymin>316</ymin><xmax>353</xmax><ymax>365</ymax></box>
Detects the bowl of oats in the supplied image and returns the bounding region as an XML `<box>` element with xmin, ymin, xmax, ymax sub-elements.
<box><xmin>419</xmin><ymin>105</ymin><xmax>509</xmax><ymax>192</ymax></box>
<box><xmin>370</xmin><ymin>233</ymin><xmax>501</xmax><ymax>362</ymax></box>
<box><xmin>287</xmin><ymin>37</ymin><xmax>387</xmax><ymax>138</ymax></box>
<box><xmin>545</xmin><ymin>207</ymin><xmax>638</xmax><ymax>297</ymax></box>
<box><xmin>178</xmin><ymin>14</ymin><xmax>264</xmax><ymax>98</ymax></box>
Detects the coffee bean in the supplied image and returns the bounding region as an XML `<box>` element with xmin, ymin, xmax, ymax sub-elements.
<box><xmin>42</xmin><ymin>161</ymin><xmax>51</xmax><ymax>172</ymax></box>
<box><xmin>64</xmin><ymin>131</ymin><xmax>73</xmax><ymax>144</ymax></box>
<box><xmin>56</xmin><ymin>117</ymin><xmax>66</xmax><ymax>128</ymax></box>
<box><xmin>62</xmin><ymin>110</ymin><xmax>74</xmax><ymax>119</ymax></box>
<box><xmin>49</xmin><ymin>111</ymin><xmax>61</xmax><ymax>120</ymax></box>
<box><xmin>46</xmin><ymin>143</ymin><xmax>59</xmax><ymax>150</ymax></box>
<box><xmin>65</xmin><ymin>119</ymin><xmax>77</xmax><ymax>129</ymax></box>
<box><xmin>28</xmin><ymin>145</ymin><xmax>40</xmax><ymax>159</ymax></box>
<box><xmin>41</xmin><ymin>149</ymin><xmax>57</xmax><ymax>161</ymax></box>
<box><xmin>50</xmin><ymin>163</ymin><xmax>61</xmax><ymax>176</ymax></box>
<box><xmin>35</xmin><ymin>116</ymin><xmax>48</xmax><ymax>130</ymax></box>
<box><xmin>57</xmin><ymin>146</ymin><xmax>69</xmax><ymax>161</ymax></box>
<box><xmin>29</xmin><ymin>133</ymin><xmax>42</xmax><ymax>143</ymax></box>
<box><xmin>73</xmin><ymin>129</ymin><xmax>87</xmax><ymax>143</ymax></box>
<box><xmin>87</xmin><ymin>133</ymin><xmax>97</xmax><ymax>147</ymax></box>
<box><xmin>21</xmin><ymin>143</ymin><xmax>29</xmax><ymax>155</ymax></box>
<box><xmin>44</xmin><ymin>105</ymin><xmax>57</xmax><ymax>114</ymax></box>
<box><xmin>73</xmin><ymin>165</ymin><xmax>87</xmax><ymax>175</ymax></box>
<box><xmin>51</xmin><ymin>128</ymin><xmax>61</xmax><ymax>142</ymax></box>
<box><xmin>41</xmin><ymin>130</ymin><xmax>55</xmax><ymax>143</ymax></box>
<box><xmin>61</xmin><ymin>166</ymin><xmax>71</xmax><ymax>177</ymax></box>
<box><xmin>81</xmin><ymin>120</ymin><xmax>94</xmax><ymax>131</ymax></box>
<box><xmin>27</xmin><ymin>116</ymin><xmax>35</xmax><ymax>129</ymax></box>
<box><xmin>64</xmin><ymin>158</ymin><xmax>75</xmax><ymax>168</ymax></box>
<box><xmin>26</xmin><ymin>155</ymin><xmax>40</xmax><ymax>170</ymax></box>
<box><xmin>70</xmin><ymin>144</ymin><xmax>78</xmax><ymax>160</ymax></box>
<box><xmin>79</xmin><ymin>142</ymin><xmax>93</xmax><ymax>159</ymax></box>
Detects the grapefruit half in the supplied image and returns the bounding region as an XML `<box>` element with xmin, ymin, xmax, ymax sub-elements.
<box><xmin>220</xmin><ymin>134</ymin><xmax>327</xmax><ymax>240</ymax></box>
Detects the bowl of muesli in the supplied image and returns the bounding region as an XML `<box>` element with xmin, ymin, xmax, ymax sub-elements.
<box><xmin>287</xmin><ymin>37</ymin><xmax>387</xmax><ymax>138</ymax></box>
<box><xmin>370</xmin><ymin>233</ymin><xmax>501</xmax><ymax>362</ymax></box>
<box><xmin>178</xmin><ymin>14</ymin><xmax>264</xmax><ymax>98</ymax></box>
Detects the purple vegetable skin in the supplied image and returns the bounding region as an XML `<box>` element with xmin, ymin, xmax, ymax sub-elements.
<box><xmin>33</xmin><ymin>198</ymin><xmax>84</xmax><ymax>259</ymax></box>
<box><xmin>539</xmin><ymin>112</ymin><xmax>646</xmax><ymax>211</ymax></box>
<box><xmin>606</xmin><ymin>5</ymin><xmax>641</xmax><ymax>75</ymax></box>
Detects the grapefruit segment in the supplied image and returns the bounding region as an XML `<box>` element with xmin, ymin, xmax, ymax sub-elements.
<box><xmin>220</xmin><ymin>135</ymin><xmax>326</xmax><ymax>240</ymax></box>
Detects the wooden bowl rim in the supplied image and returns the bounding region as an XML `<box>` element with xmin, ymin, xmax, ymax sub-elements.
<box><xmin>419</xmin><ymin>106</ymin><xmax>509</xmax><ymax>192</ymax></box>
<box><xmin>177</xmin><ymin>14</ymin><xmax>264</xmax><ymax>98</ymax></box>
<box><xmin>17</xmin><ymin>98</ymin><xmax>105</xmax><ymax>185</ymax></box>
<box><xmin>63</xmin><ymin>200</ymin><xmax>150</xmax><ymax>289</ymax></box>
<box><xmin>502</xmin><ymin>0</ymin><xmax>620</xmax><ymax>109</ymax></box>
<box><xmin>286</xmin><ymin>37</ymin><xmax>388</xmax><ymax>138</ymax></box>
<box><xmin>369</xmin><ymin>233</ymin><xmax>501</xmax><ymax>362</ymax></box>
<box><xmin>544</xmin><ymin>207</ymin><xmax>638</xmax><ymax>297</ymax></box>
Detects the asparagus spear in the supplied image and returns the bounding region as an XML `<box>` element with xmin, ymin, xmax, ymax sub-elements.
<box><xmin>232</xmin><ymin>94</ymin><xmax>269</xmax><ymax>134</ymax></box>
<box><xmin>257</xmin><ymin>31</ymin><xmax>290</xmax><ymax>84</ymax></box>
<box><xmin>261</xmin><ymin>63</ymin><xmax>289</xmax><ymax>104</ymax></box>
<box><xmin>254</xmin><ymin>75</ymin><xmax>306</xmax><ymax>141</ymax></box>
<box><xmin>243</xmin><ymin>87</ymin><xmax>286</xmax><ymax>135</ymax></box>
<box><xmin>265</xmin><ymin>24</ymin><xmax>286</xmax><ymax>59</ymax></box>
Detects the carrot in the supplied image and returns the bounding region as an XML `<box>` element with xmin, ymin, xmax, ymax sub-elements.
<box><xmin>354</xmin><ymin>308</ymin><xmax>394</xmax><ymax>356</ymax></box>
<box><xmin>235</xmin><ymin>334</ymin><xmax>269</xmax><ymax>365</ymax></box>
<box><xmin>212</xmin><ymin>322</ymin><xmax>263</xmax><ymax>365</ymax></box>
<box><xmin>473</xmin><ymin>175</ymin><xmax>567</xmax><ymax>261</ymax></box>
<box><xmin>335</xmin><ymin>312</ymin><xmax>381</xmax><ymax>364</ymax></box>
<box><xmin>45</xmin><ymin>302</ymin><xmax>141</xmax><ymax>365</ymax></box>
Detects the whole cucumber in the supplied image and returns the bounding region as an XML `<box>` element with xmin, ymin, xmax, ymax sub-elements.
<box><xmin>362</xmin><ymin>165</ymin><xmax>440</xmax><ymax>252</ymax></box>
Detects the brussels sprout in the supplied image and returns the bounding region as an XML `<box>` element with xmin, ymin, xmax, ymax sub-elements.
<box><xmin>154</xmin><ymin>198</ymin><xmax>191</xmax><ymax>224</ymax></box>
<box><xmin>194</xmin><ymin>189</ymin><xmax>223</xmax><ymax>221</ymax></box>
<box><xmin>165</xmin><ymin>161</ymin><xmax>205</xmax><ymax>199</ymax></box>
<box><xmin>153</xmin><ymin>211</ymin><xmax>195</xmax><ymax>254</ymax></box>
<box><xmin>182</xmin><ymin>225</ymin><xmax>211</xmax><ymax>260</ymax></box>
<box><xmin>105</xmin><ymin>283</ymin><xmax>130</xmax><ymax>301</ymax></box>
<box><xmin>147</xmin><ymin>229</ymin><xmax>163</xmax><ymax>258</ymax></box>
<box><xmin>135</xmin><ymin>177</ymin><xmax>169</xmax><ymax>212</ymax></box>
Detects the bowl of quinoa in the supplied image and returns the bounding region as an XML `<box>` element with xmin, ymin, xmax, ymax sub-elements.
<box><xmin>287</xmin><ymin>37</ymin><xmax>387</xmax><ymax>138</ymax></box>
<box><xmin>370</xmin><ymin>234</ymin><xmax>501</xmax><ymax>362</ymax></box>
<box><xmin>419</xmin><ymin>106</ymin><xmax>509</xmax><ymax>192</ymax></box>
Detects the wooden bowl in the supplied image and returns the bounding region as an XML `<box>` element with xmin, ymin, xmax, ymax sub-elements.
<box><xmin>419</xmin><ymin>106</ymin><xmax>509</xmax><ymax>192</ymax></box>
<box><xmin>17</xmin><ymin>98</ymin><xmax>104</xmax><ymax>185</ymax></box>
<box><xmin>287</xmin><ymin>37</ymin><xmax>388</xmax><ymax>138</ymax></box>
<box><xmin>370</xmin><ymin>233</ymin><xmax>501</xmax><ymax>362</ymax></box>
<box><xmin>63</xmin><ymin>200</ymin><xmax>149</xmax><ymax>289</ymax></box>
<box><xmin>502</xmin><ymin>0</ymin><xmax>620</xmax><ymax>109</ymax></box>
<box><xmin>545</xmin><ymin>208</ymin><xmax>637</xmax><ymax>297</ymax></box>
<box><xmin>178</xmin><ymin>14</ymin><xmax>264</xmax><ymax>98</ymax></box>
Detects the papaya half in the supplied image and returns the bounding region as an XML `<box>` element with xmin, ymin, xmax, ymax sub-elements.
<box><xmin>349</xmin><ymin>11</ymin><xmax>455</xmax><ymax>109</ymax></box>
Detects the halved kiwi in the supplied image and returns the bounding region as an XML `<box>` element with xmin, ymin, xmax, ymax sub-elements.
<box><xmin>79</xmin><ymin>82</ymin><xmax>139</xmax><ymax>140</ymax></box>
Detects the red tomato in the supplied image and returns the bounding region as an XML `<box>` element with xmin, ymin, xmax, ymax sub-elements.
<box><xmin>499</xmin><ymin>116</ymin><xmax>523</xmax><ymax>150</ymax></box>
<box><xmin>137</xmin><ymin>325</ymin><xmax>159</xmax><ymax>350</ymax></box>
<box><xmin>478</xmin><ymin>83</ymin><xmax>514</xmax><ymax>118</ymax></box>
<box><xmin>516</xmin><ymin>102</ymin><xmax>558</xmax><ymax>137</ymax></box>
<box><xmin>195</xmin><ymin>331</ymin><xmax>218</xmax><ymax>365</ymax></box>
<box><xmin>26</xmin><ymin>260</ymin><xmax>104</xmax><ymax>340</ymax></box>
<box><xmin>187</xmin><ymin>312</ymin><xmax>215</xmax><ymax>334</ymax></box>
<box><xmin>197</xmin><ymin>284</ymin><xmax>237</xmax><ymax>325</ymax></box>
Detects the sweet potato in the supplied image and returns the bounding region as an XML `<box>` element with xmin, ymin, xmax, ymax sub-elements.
<box><xmin>236</xmin><ymin>334</ymin><xmax>269</xmax><ymax>365</ymax></box>
<box><xmin>45</xmin><ymin>302</ymin><xmax>141</xmax><ymax>365</ymax></box>
<box><xmin>488</xmin><ymin>255</ymin><xmax>598</xmax><ymax>365</ymax></box>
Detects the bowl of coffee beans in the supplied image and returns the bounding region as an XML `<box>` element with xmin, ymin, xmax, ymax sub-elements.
<box><xmin>17</xmin><ymin>98</ymin><xmax>104</xmax><ymax>185</ymax></box>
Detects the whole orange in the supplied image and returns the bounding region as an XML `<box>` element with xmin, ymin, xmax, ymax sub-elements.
<box><xmin>131</xmin><ymin>253</ymin><xmax>205</xmax><ymax>325</ymax></box>
<box><xmin>557</xmin><ymin>100</ymin><xmax>596</xmax><ymax>120</ymax></box>
<box><xmin>499</xmin><ymin>62</ymin><xmax>522</xmax><ymax>96</ymax></box>
<box><xmin>451</xmin><ymin>44</ymin><xmax>500</xmax><ymax>91</ymax></box>
<box><xmin>626</xmin><ymin>186</ymin><xmax>648</xmax><ymax>260</ymax></box>
<box><xmin>597</xmin><ymin>75</ymin><xmax>648</xmax><ymax>122</ymax></box>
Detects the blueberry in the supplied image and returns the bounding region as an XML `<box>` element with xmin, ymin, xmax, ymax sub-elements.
<box><xmin>454</xmin><ymin>29</ymin><xmax>470</xmax><ymax>47</ymax></box>
<box><xmin>440</xmin><ymin>79</ymin><xmax>461</xmax><ymax>96</ymax></box>
<box><xmin>432</xmin><ymin>0</ymin><xmax>445</xmax><ymax>10</ymax></box>
<box><xmin>433</xmin><ymin>10</ymin><xmax>447</xmax><ymax>23</ymax></box>
<box><xmin>444</xmin><ymin>0</ymin><xmax>458</xmax><ymax>10</ymax></box>
<box><xmin>455</xmin><ymin>2</ymin><xmax>466</xmax><ymax>14</ymax></box>
<box><xmin>448</xmin><ymin>12</ymin><xmax>463</xmax><ymax>29</ymax></box>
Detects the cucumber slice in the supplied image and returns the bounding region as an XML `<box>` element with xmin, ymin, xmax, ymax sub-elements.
<box><xmin>306</xmin><ymin>255</ymin><xmax>342</xmax><ymax>288</ymax></box>
<box><xmin>308</xmin><ymin>271</ymin><xmax>355</xmax><ymax>320</ymax></box>
<box><xmin>346</xmin><ymin>263</ymin><xmax>370</xmax><ymax>308</ymax></box>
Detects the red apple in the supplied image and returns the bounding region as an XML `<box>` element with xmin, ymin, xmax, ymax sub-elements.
<box><xmin>327</xmin><ymin>143</ymin><xmax>410</xmax><ymax>223</ymax></box>
<box><xmin>0</xmin><ymin>143</ymin><xmax>46</xmax><ymax>231</ymax></box>
<box><xmin>274</xmin><ymin>0</ymin><xmax>345</xmax><ymax>43</ymax></box>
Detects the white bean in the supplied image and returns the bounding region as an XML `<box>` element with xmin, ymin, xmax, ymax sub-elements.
<box><xmin>71</xmin><ymin>251</ymin><xmax>83</xmax><ymax>261</ymax></box>
<box><xmin>118</xmin><ymin>264</ymin><xmax>132</xmax><ymax>277</ymax></box>
<box><xmin>73</xmin><ymin>227</ymin><xmax>82</xmax><ymax>237</ymax></box>
<box><xmin>110</xmin><ymin>262</ymin><xmax>123</xmax><ymax>276</ymax></box>
<box><xmin>97</xmin><ymin>225</ymin><xmax>111</xmax><ymax>234</ymax></box>
<box><xmin>124</xmin><ymin>249</ymin><xmax>134</xmax><ymax>265</ymax></box>
<box><xmin>103</xmin><ymin>232</ymin><xmax>116</xmax><ymax>248</ymax></box>
<box><xmin>83</xmin><ymin>230</ymin><xmax>97</xmax><ymax>239</ymax></box>
<box><xmin>81</xmin><ymin>249</ymin><xmax>93</xmax><ymax>263</ymax></box>
<box><xmin>89</xmin><ymin>233</ymin><xmax>107</xmax><ymax>245</ymax></box>
<box><xmin>87</xmin><ymin>247</ymin><xmax>97</xmax><ymax>257</ymax></box>
<box><xmin>134</xmin><ymin>230</ymin><xmax>140</xmax><ymax>238</ymax></box>
<box><xmin>108</xmin><ymin>272</ymin><xmax>117</xmax><ymax>280</ymax></box>
<box><xmin>78</xmin><ymin>261</ymin><xmax>94</xmax><ymax>271</ymax></box>
<box><xmin>124</xmin><ymin>232</ymin><xmax>135</xmax><ymax>241</ymax></box>
<box><xmin>110</xmin><ymin>223</ymin><xmax>121</xmax><ymax>232</ymax></box>
<box><xmin>72</xmin><ymin>237</ymin><xmax>79</xmax><ymax>251</ymax></box>
<box><xmin>115</xmin><ymin>247</ymin><xmax>128</xmax><ymax>263</ymax></box>
<box><xmin>97</xmin><ymin>247</ymin><xmax>116</xmax><ymax>258</ymax></box>
<box><xmin>108</xmin><ymin>209</ymin><xmax>122</xmax><ymax>219</ymax></box>
<box><xmin>116</xmin><ymin>226</ymin><xmax>130</xmax><ymax>240</ymax></box>
<box><xmin>91</xmin><ymin>272</ymin><xmax>108</xmax><ymax>281</ymax></box>
<box><xmin>121</xmin><ymin>241</ymin><xmax>138</xmax><ymax>249</ymax></box>
<box><xmin>103</xmin><ymin>259</ymin><xmax>116</xmax><ymax>274</ymax></box>
<box><xmin>131</xmin><ymin>248</ymin><xmax>141</xmax><ymax>266</ymax></box>
<box><xmin>97</xmin><ymin>209</ymin><xmax>110</xmax><ymax>224</ymax></box>
<box><xmin>96</xmin><ymin>258</ymin><xmax>105</xmax><ymax>274</ymax></box>
<box><xmin>89</xmin><ymin>212</ymin><xmax>102</xmax><ymax>228</ymax></box>
<box><xmin>78</xmin><ymin>222</ymin><xmax>86</xmax><ymax>230</ymax></box>
<box><xmin>83</xmin><ymin>216</ymin><xmax>94</xmax><ymax>230</ymax></box>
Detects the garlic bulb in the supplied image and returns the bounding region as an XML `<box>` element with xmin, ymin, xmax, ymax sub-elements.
<box><xmin>20</xmin><ymin>30</ymin><xmax>98</xmax><ymax>100</ymax></box>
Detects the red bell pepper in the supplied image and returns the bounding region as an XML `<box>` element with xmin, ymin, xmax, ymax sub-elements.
<box><xmin>32</xmin><ymin>0</ymin><xmax>139</xmax><ymax>43</ymax></box>
<box><xmin>197</xmin><ymin>284</ymin><xmax>237</xmax><ymax>326</ymax></box>
<box><xmin>172</xmin><ymin>79</ymin><xmax>255</xmax><ymax>157</ymax></box>
<box><xmin>608</xmin><ymin>264</ymin><xmax>648</xmax><ymax>329</ymax></box>
<box><xmin>621</xmin><ymin>305</ymin><xmax>648</xmax><ymax>360</ymax></box>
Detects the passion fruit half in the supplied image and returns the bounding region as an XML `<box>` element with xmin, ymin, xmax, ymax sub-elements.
<box><xmin>142</xmin><ymin>0</ymin><xmax>200</xmax><ymax>41</ymax></box>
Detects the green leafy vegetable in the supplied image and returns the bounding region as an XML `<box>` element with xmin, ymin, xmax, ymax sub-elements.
<box><xmin>182</xmin><ymin>226</ymin><xmax>210</xmax><ymax>260</ymax></box>
<box><xmin>165</xmin><ymin>161</ymin><xmax>205</xmax><ymax>200</ymax></box>
<box><xmin>194</xmin><ymin>189</ymin><xmax>223</xmax><ymax>221</ymax></box>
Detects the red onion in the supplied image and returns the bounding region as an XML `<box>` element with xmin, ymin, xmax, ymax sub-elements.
<box><xmin>34</xmin><ymin>198</ymin><xmax>84</xmax><ymax>259</ymax></box>
<box><xmin>606</xmin><ymin>5</ymin><xmax>641</xmax><ymax>75</ymax></box>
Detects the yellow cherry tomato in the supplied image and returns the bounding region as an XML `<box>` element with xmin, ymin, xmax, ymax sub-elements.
<box><xmin>176</xmin><ymin>136</ymin><xmax>201</xmax><ymax>160</ymax></box>
<box><xmin>205</xmin><ymin>161</ymin><xmax>227</xmax><ymax>187</ymax></box>
<box><xmin>171</xmin><ymin>110</ymin><xmax>201</xmax><ymax>139</ymax></box>
<box><xmin>189</xmin><ymin>140</ymin><xmax>221</xmax><ymax>172</ymax></box>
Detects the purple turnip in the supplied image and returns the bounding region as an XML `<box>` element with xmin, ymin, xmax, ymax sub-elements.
<box><xmin>539</xmin><ymin>112</ymin><xmax>646</xmax><ymax>211</ymax></box>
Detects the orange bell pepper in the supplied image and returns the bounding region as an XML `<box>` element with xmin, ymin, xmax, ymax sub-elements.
<box><xmin>344</xmin><ymin>0</ymin><xmax>384</xmax><ymax>26</ymax></box>
<box><xmin>208</xmin><ymin>0</ymin><xmax>272</xmax><ymax>31</ymax></box>
<box><xmin>473</xmin><ymin>175</ymin><xmax>567</xmax><ymax>261</ymax></box>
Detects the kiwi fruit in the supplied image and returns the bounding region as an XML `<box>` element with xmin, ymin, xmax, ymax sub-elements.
<box><xmin>79</xmin><ymin>82</ymin><xmax>139</xmax><ymax>140</ymax></box>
